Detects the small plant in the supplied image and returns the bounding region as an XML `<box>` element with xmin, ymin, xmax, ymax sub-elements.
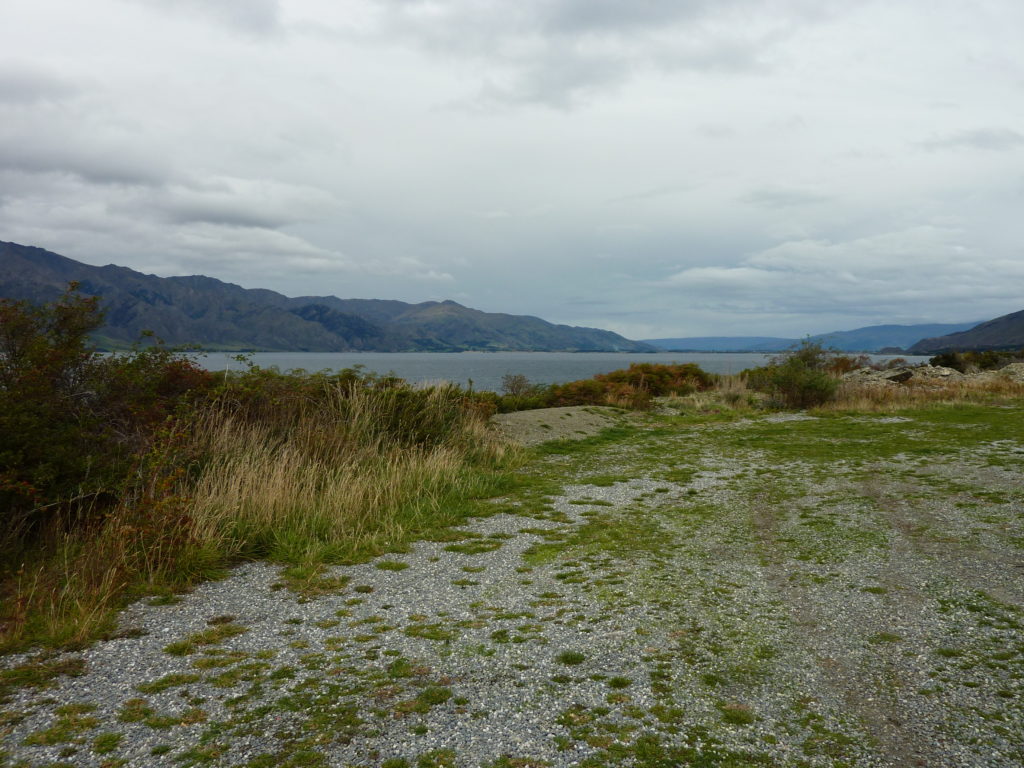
<box><xmin>376</xmin><ymin>561</ymin><xmax>410</xmax><ymax>571</ymax></box>
<box><xmin>92</xmin><ymin>732</ymin><xmax>123</xmax><ymax>754</ymax></box>
<box><xmin>135</xmin><ymin>673</ymin><xmax>201</xmax><ymax>693</ymax></box>
<box><xmin>163</xmin><ymin>622</ymin><xmax>247</xmax><ymax>656</ymax></box>
<box><xmin>417</xmin><ymin>748</ymin><xmax>457</xmax><ymax>768</ymax></box>
<box><xmin>556</xmin><ymin>650</ymin><xmax>586</xmax><ymax>666</ymax></box>
<box><xmin>718</xmin><ymin>701</ymin><xmax>756</xmax><ymax>725</ymax></box>
<box><xmin>868</xmin><ymin>632</ymin><xmax>902</xmax><ymax>644</ymax></box>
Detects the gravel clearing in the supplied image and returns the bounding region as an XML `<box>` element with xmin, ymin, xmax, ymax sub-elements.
<box><xmin>2</xmin><ymin>406</ymin><xmax>1023</xmax><ymax>767</ymax></box>
<box><xmin>489</xmin><ymin>406</ymin><xmax>626</xmax><ymax>446</ymax></box>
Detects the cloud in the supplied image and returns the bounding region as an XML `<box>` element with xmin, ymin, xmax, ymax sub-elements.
<box><xmin>0</xmin><ymin>102</ymin><xmax>174</xmax><ymax>186</ymax></box>
<box><xmin>0</xmin><ymin>144</ymin><xmax>169</xmax><ymax>187</ymax></box>
<box><xmin>743</xmin><ymin>185</ymin><xmax>831</xmax><ymax>208</ymax></box>
<box><xmin>663</xmin><ymin>227</ymin><xmax>1022</xmax><ymax>319</ymax></box>
<box><xmin>368</xmin><ymin>0</ymin><xmax>844</xmax><ymax>107</ymax></box>
<box><xmin>129</xmin><ymin>0</ymin><xmax>282</xmax><ymax>35</ymax></box>
<box><xmin>144</xmin><ymin>178</ymin><xmax>343</xmax><ymax>230</ymax></box>
<box><xmin>0</xmin><ymin>62</ymin><xmax>79</xmax><ymax>104</ymax></box>
<box><xmin>919</xmin><ymin>128</ymin><xmax>1024</xmax><ymax>152</ymax></box>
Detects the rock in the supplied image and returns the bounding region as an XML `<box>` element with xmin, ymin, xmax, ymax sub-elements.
<box><xmin>842</xmin><ymin>367</ymin><xmax>914</xmax><ymax>384</ymax></box>
<box><xmin>880</xmin><ymin>369</ymin><xmax>914</xmax><ymax>383</ymax></box>
<box><xmin>995</xmin><ymin>362</ymin><xmax>1024</xmax><ymax>381</ymax></box>
<box><xmin>916</xmin><ymin>365</ymin><xmax>962</xmax><ymax>378</ymax></box>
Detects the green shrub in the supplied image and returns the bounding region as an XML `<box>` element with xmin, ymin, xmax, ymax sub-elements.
<box><xmin>743</xmin><ymin>340</ymin><xmax>839</xmax><ymax>409</ymax></box>
<box><xmin>930</xmin><ymin>349</ymin><xmax>1023</xmax><ymax>373</ymax></box>
<box><xmin>0</xmin><ymin>286</ymin><xmax>212</xmax><ymax>547</ymax></box>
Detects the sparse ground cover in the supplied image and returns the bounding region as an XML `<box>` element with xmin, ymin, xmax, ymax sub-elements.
<box><xmin>2</xmin><ymin>403</ymin><xmax>1024</xmax><ymax>767</ymax></box>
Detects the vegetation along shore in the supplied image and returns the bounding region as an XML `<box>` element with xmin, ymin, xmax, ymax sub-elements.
<box><xmin>2</xmin><ymin>289</ymin><xmax>1024</xmax><ymax>766</ymax></box>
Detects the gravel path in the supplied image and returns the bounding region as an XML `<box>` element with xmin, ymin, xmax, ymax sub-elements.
<box><xmin>2</xmin><ymin>408</ymin><xmax>1023</xmax><ymax>767</ymax></box>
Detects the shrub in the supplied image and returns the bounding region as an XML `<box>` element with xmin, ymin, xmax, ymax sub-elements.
<box><xmin>596</xmin><ymin>362</ymin><xmax>715</xmax><ymax>395</ymax></box>
<box><xmin>546</xmin><ymin>363</ymin><xmax>714</xmax><ymax>409</ymax></box>
<box><xmin>0</xmin><ymin>286</ymin><xmax>211</xmax><ymax>544</ymax></box>
<box><xmin>744</xmin><ymin>340</ymin><xmax>839</xmax><ymax>409</ymax></box>
<box><xmin>930</xmin><ymin>349</ymin><xmax>1023</xmax><ymax>373</ymax></box>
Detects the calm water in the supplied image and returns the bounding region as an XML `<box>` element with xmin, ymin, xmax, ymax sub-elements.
<box><xmin>197</xmin><ymin>351</ymin><xmax>930</xmax><ymax>393</ymax></box>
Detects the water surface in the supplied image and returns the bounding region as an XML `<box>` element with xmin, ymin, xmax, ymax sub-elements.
<box><xmin>198</xmin><ymin>351</ymin><xmax>929</xmax><ymax>393</ymax></box>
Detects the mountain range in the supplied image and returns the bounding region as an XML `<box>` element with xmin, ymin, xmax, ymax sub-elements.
<box><xmin>643</xmin><ymin>322</ymin><xmax>981</xmax><ymax>354</ymax></box>
<box><xmin>0</xmin><ymin>241</ymin><xmax>653</xmax><ymax>352</ymax></box>
<box><xmin>3</xmin><ymin>240</ymin><xmax>1020</xmax><ymax>355</ymax></box>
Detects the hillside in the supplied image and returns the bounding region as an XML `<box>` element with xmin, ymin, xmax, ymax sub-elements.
<box><xmin>810</xmin><ymin>322</ymin><xmax>978</xmax><ymax>352</ymax></box>
<box><xmin>0</xmin><ymin>241</ymin><xmax>654</xmax><ymax>352</ymax></box>
<box><xmin>909</xmin><ymin>309</ymin><xmax>1024</xmax><ymax>353</ymax></box>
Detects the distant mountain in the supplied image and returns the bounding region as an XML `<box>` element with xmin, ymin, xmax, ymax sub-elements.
<box><xmin>644</xmin><ymin>322</ymin><xmax>981</xmax><ymax>354</ymax></box>
<box><xmin>0</xmin><ymin>241</ymin><xmax>654</xmax><ymax>353</ymax></box>
<box><xmin>908</xmin><ymin>310</ymin><xmax>1024</xmax><ymax>354</ymax></box>
<box><xmin>643</xmin><ymin>337</ymin><xmax>795</xmax><ymax>352</ymax></box>
<box><xmin>810</xmin><ymin>323</ymin><xmax>979</xmax><ymax>353</ymax></box>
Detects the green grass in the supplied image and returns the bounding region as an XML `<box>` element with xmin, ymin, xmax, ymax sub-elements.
<box><xmin>376</xmin><ymin>561</ymin><xmax>410</xmax><ymax>571</ymax></box>
<box><xmin>136</xmin><ymin>672</ymin><xmax>202</xmax><ymax>693</ymax></box>
<box><xmin>0</xmin><ymin>656</ymin><xmax>86</xmax><ymax>706</ymax></box>
<box><xmin>556</xmin><ymin>651</ymin><xmax>586</xmax><ymax>666</ymax></box>
<box><xmin>163</xmin><ymin>623</ymin><xmax>248</xmax><ymax>656</ymax></box>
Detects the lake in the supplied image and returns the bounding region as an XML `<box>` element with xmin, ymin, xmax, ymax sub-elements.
<box><xmin>196</xmin><ymin>351</ymin><xmax>931</xmax><ymax>393</ymax></box>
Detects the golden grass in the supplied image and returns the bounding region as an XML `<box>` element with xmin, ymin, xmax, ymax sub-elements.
<box><xmin>825</xmin><ymin>374</ymin><xmax>1024</xmax><ymax>411</ymax></box>
<box><xmin>672</xmin><ymin>372</ymin><xmax>1024</xmax><ymax>415</ymax></box>
<box><xmin>0</xmin><ymin>383</ymin><xmax>512</xmax><ymax>651</ymax></box>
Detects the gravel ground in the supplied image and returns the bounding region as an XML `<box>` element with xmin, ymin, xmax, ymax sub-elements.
<box><xmin>489</xmin><ymin>406</ymin><xmax>626</xmax><ymax>446</ymax></box>
<box><xmin>2</xmin><ymin>408</ymin><xmax>1023</xmax><ymax>767</ymax></box>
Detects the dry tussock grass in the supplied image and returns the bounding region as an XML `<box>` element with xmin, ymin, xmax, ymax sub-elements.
<box><xmin>1</xmin><ymin>384</ymin><xmax>510</xmax><ymax>651</ymax></box>
<box><xmin>826</xmin><ymin>375</ymin><xmax>1024</xmax><ymax>411</ymax></box>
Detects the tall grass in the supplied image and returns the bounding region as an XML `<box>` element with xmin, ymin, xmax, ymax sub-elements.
<box><xmin>827</xmin><ymin>375</ymin><xmax>1024</xmax><ymax>411</ymax></box>
<box><xmin>0</xmin><ymin>381</ymin><xmax>513</xmax><ymax>652</ymax></box>
<box><xmin>188</xmin><ymin>384</ymin><xmax>508</xmax><ymax>564</ymax></box>
<box><xmin>665</xmin><ymin>373</ymin><xmax>1024</xmax><ymax>416</ymax></box>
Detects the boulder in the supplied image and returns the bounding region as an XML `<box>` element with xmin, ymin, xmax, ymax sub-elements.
<box><xmin>996</xmin><ymin>362</ymin><xmax>1024</xmax><ymax>381</ymax></box>
<box><xmin>842</xmin><ymin>367</ymin><xmax>914</xmax><ymax>384</ymax></box>
<box><xmin>880</xmin><ymin>368</ymin><xmax>914</xmax><ymax>383</ymax></box>
<box><xmin>915</xmin><ymin>365</ymin><xmax>962</xmax><ymax>379</ymax></box>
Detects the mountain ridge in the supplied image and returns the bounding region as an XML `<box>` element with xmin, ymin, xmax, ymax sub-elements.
<box><xmin>643</xmin><ymin>322</ymin><xmax>981</xmax><ymax>354</ymax></box>
<box><xmin>908</xmin><ymin>309</ymin><xmax>1024</xmax><ymax>354</ymax></box>
<box><xmin>0</xmin><ymin>241</ymin><xmax>654</xmax><ymax>353</ymax></box>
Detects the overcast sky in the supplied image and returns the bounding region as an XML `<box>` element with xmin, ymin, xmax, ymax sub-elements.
<box><xmin>2</xmin><ymin>0</ymin><xmax>1023</xmax><ymax>338</ymax></box>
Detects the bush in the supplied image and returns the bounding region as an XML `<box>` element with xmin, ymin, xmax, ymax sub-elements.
<box><xmin>0</xmin><ymin>299</ymin><xmax>510</xmax><ymax>650</ymax></box>
<box><xmin>743</xmin><ymin>340</ymin><xmax>839</xmax><ymax>409</ymax></box>
<box><xmin>930</xmin><ymin>349</ymin><xmax>1023</xmax><ymax>373</ymax></box>
<box><xmin>546</xmin><ymin>363</ymin><xmax>714</xmax><ymax>409</ymax></box>
<box><xmin>0</xmin><ymin>285</ymin><xmax>212</xmax><ymax>549</ymax></box>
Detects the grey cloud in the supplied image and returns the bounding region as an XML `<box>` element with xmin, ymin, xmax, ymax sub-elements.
<box><xmin>159</xmin><ymin>204</ymin><xmax>292</xmax><ymax>230</ymax></box>
<box><xmin>110</xmin><ymin>177</ymin><xmax>344</xmax><ymax>231</ymax></box>
<box><xmin>475</xmin><ymin>49</ymin><xmax>630</xmax><ymax>108</ymax></box>
<box><xmin>0</xmin><ymin>63</ymin><xmax>79</xmax><ymax>104</ymax></box>
<box><xmin>130</xmin><ymin>0</ymin><xmax>282</xmax><ymax>35</ymax></box>
<box><xmin>606</xmin><ymin>184</ymin><xmax>692</xmax><ymax>204</ymax></box>
<box><xmin>376</xmin><ymin>0</ymin><xmax>841</xmax><ymax>107</ymax></box>
<box><xmin>743</xmin><ymin>186</ymin><xmax>831</xmax><ymax>208</ymax></box>
<box><xmin>920</xmin><ymin>128</ymin><xmax>1024</xmax><ymax>152</ymax></box>
<box><xmin>535</xmin><ymin>0</ymin><xmax>721</xmax><ymax>35</ymax></box>
<box><xmin>0</xmin><ymin>144</ymin><xmax>169</xmax><ymax>187</ymax></box>
<box><xmin>661</xmin><ymin>227</ymin><xmax>1024</xmax><ymax>322</ymax></box>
